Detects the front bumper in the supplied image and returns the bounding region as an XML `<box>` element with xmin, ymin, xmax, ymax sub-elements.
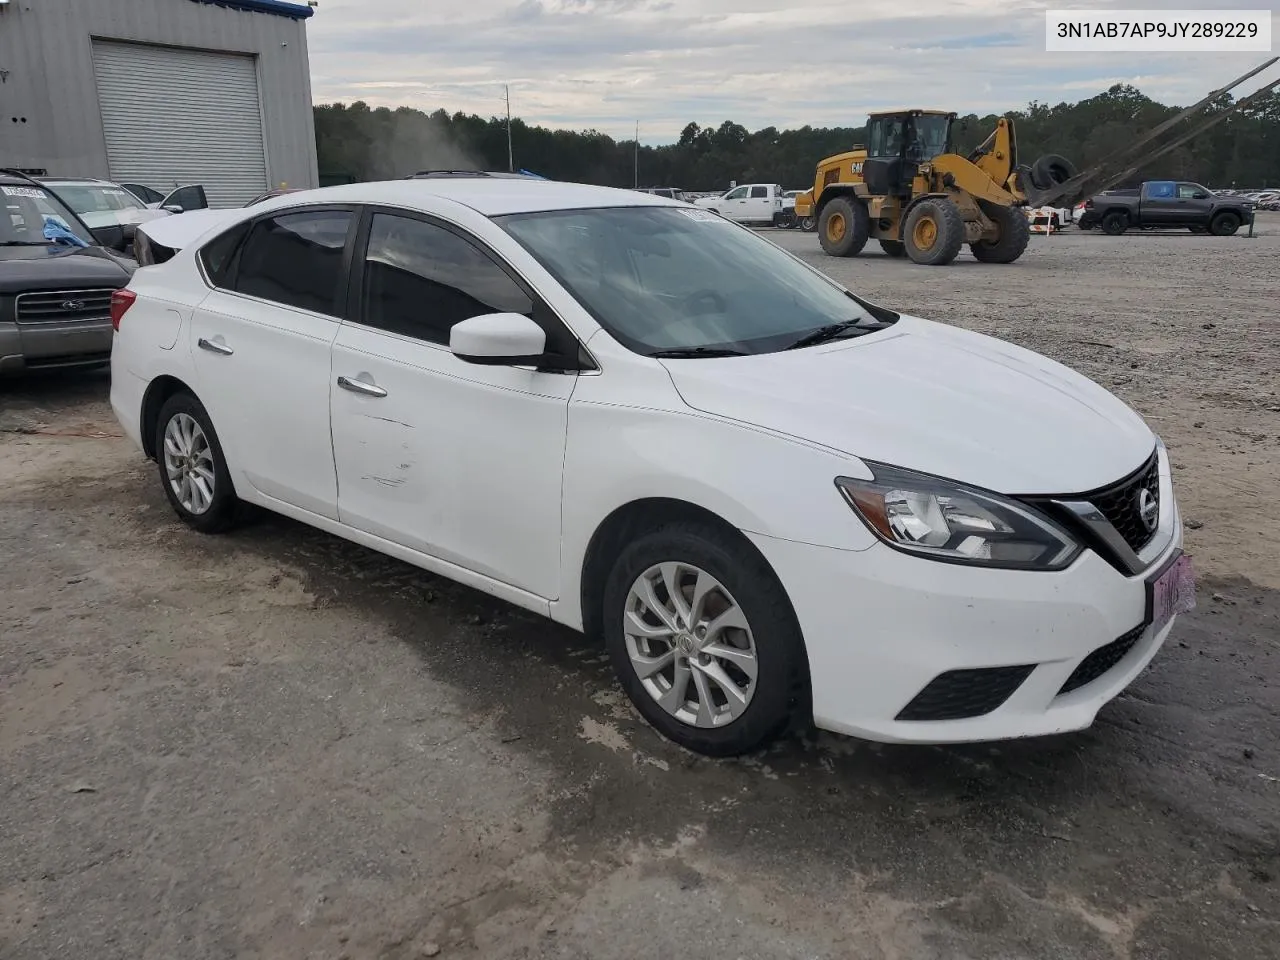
<box><xmin>750</xmin><ymin>502</ymin><xmax>1184</xmax><ymax>744</ymax></box>
<box><xmin>0</xmin><ymin>320</ymin><xmax>113</xmax><ymax>374</ymax></box>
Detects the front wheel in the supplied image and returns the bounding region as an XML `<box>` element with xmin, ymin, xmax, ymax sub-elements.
<box><xmin>1209</xmin><ymin>212</ymin><xmax>1241</xmax><ymax>236</ymax></box>
<box><xmin>969</xmin><ymin>203</ymin><xmax>1031</xmax><ymax>264</ymax></box>
<box><xmin>602</xmin><ymin>524</ymin><xmax>807</xmax><ymax>757</ymax></box>
<box><xmin>818</xmin><ymin>197</ymin><xmax>870</xmax><ymax>257</ymax></box>
<box><xmin>154</xmin><ymin>392</ymin><xmax>240</xmax><ymax>533</ymax></box>
<box><xmin>799</xmin><ymin>215</ymin><xmax>816</xmax><ymax>232</ymax></box>
<box><xmin>903</xmin><ymin>198</ymin><xmax>965</xmax><ymax>265</ymax></box>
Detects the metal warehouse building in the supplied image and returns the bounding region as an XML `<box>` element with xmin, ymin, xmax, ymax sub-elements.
<box><xmin>0</xmin><ymin>0</ymin><xmax>318</xmax><ymax>206</ymax></box>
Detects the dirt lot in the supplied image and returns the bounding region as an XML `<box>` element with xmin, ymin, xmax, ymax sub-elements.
<box><xmin>2</xmin><ymin>218</ymin><xmax>1278</xmax><ymax>960</ymax></box>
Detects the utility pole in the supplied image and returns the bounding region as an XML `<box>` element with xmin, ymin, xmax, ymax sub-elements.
<box><xmin>505</xmin><ymin>84</ymin><xmax>514</xmax><ymax>172</ymax></box>
<box><xmin>634</xmin><ymin>121</ymin><xmax>639</xmax><ymax>188</ymax></box>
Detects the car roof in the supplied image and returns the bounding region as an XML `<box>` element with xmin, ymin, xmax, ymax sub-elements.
<box><xmin>276</xmin><ymin>178</ymin><xmax>681</xmax><ymax>217</ymax></box>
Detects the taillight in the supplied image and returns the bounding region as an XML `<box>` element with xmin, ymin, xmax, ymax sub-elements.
<box><xmin>110</xmin><ymin>288</ymin><xmax>137</xmax><ymax>332</ymax></box>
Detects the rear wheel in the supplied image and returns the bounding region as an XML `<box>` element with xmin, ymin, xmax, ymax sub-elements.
<box><xmin>799</xmin><ymin>215</ymin><xmax>816</xmax><ymax>232</ymax></box>
<box><xmin>903</xmin><ymin>198</ymin><xmax>965</xmax><ymax>265</ymax></box>
<box><xmin>1209</xmin><ymin>211</ymin><xmax>1240</xmax><ymax>236</ymax></box>
<box><xmin>969</xmin><ymin>204</ymin><xmax>1031</xmax><ymax>264</ymax></box>
<box><xmin>154</xmin><ymin>392</ymin><xmax>240</xmax><ymax>534</ymax></box>
<box><xmin>602</xmin><ymin>524</ymin><xmax>807</xmax><ymax>757</ymax></box>
<box><xmin>818</xmin><ymin>197</ymin><xmax>869</xmax><ymax>257</ymax></box>
<box><xmin>878</xmin><ymin>239</ymin><xmax>906</xmax><ymax>258</ymax></box>
<box><xmin>1101</xmin><ymin>211</ymin><xmax>1128</xmax><ymax>236</ymax></box>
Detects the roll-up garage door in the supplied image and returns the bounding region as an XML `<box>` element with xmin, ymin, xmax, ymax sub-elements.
<box><xmin>93</xmin><ymin>41</ymin><xmax>268</xmax><ymax>208</ymax></box>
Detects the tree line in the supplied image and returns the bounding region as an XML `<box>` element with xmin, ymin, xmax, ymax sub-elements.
<box><xmin>314</xmin><ymin>83</ymin><xmax>1280</xmax><ymax>193</ymax></box>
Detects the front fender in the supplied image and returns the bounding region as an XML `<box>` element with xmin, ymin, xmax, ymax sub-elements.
<box><xmin>553</xmin><ymin>397</ymin><xmax>878</xmax><ymax>630</ymax></box>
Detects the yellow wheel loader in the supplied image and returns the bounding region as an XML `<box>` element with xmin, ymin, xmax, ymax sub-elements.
<box><xmin>792</xmin><ymin>109</ymin><xmax>1069</xmax><ymax>266</ymax></box>
<box><xmin>792</xmin><ymin>58</ymin><xmax>1279</xmax><ymax>266</ymax></box>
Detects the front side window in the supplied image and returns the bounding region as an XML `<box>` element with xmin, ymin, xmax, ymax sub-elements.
<box><xmin>724</xmin><ymin>187</ymin><xmax>748</xmax><ymax>200</ymax></box>
<box><xmin>123</xmin><ymin>184</ymin><xmax>165</xmax><ymax>204</ymax></box>
<box><xmin>1177</xmin><ymin>183</ymin><xmax>1209</xmax><ymax>199</ymax></box>
<box><xmin>501</xmin><ymin>206</ymin><xmax>893</xmax><ymax>357</ymax></box>
<box><xmin>232</xmin><ymin>210</ymin><xmax>352</xmax><ymax>315</ymax></box>
<box><xmin>360</xmin><ymin>213</ymin><xmax>533</xmax><ymax>344</ymax></box>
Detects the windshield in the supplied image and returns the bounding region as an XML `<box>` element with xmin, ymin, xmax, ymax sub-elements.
<box><xmin>0</xmin><ymin>183</ymin><xmax>96</xmax><ymax>246</ymax></box>
<box><xmin>912</xmin><ymin>115</ymin><xmax>951</xmax><ymax>160</ymax></box>
<box><xmin>52</xmin><ymin>183</ymin><xmax>145</xmax><ymax>228</ymax></box>
<box><xmin>499</xmin><ymin>206</ymin><xmax>894</xmax><ymax>356</ymax></box>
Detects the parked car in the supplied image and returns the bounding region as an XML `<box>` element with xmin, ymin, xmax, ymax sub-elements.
<box><xmin>38</xmin><ymin>177</ymin><xmax>208</xmax><ymax>243</ymax></box>
<box><xmin>109</xmin><ymin>179</ymin><xmax>1193</xmax><ymax>756</ymax></box>
<box><xmin>0</xmin><ymin>170</ymin><xmax>135</xmax><ymax>374</ymax></box>
<box><xmin>1077</xmin><ymin>180</ymin><xmax>1254</xmax><ymax>235</ymax></box>
<box><xmin>636</xmin><ymin>187</ymin><xmax>691</xmax><ymax>203</ymax></box>
<box><xmin>694</xmin><ymin>183</ymin><xmax>789</xmax><ymax>226</ymax></box>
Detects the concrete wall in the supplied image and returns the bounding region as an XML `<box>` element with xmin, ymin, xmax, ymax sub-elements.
<box><xmin>0</xmin><ymin>0</ymin><xmax>317</xmax><ymax>188</ymax></box>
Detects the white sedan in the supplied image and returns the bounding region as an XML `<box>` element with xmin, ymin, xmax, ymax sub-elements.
<box><xmin>109</xmin><ymin>178</ymin><xmax>1194</xmax><ymax>756</ymax></box>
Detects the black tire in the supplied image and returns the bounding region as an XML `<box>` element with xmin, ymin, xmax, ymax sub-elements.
<box><xmin>903</xmin><ymin>198</ymin><xmax>965</xmax><ymax>265</ymax></box>
<box><xmin>153</xmin><ymin>392</ymin><xmax>240</xmax><ymax>534</ymax></box>
<box><xmin>817</xmin><ymin>196</ymin><xmax>869</xmax><ymax>257</ymax></box>
<box><xmin>1209</xmin><ymin>211</ymin><xmax>1241</xmax><ymax>236</ymax></box>
<box><xmin>878</xmin><ymin>239</ymin><xmax>907</xmax><ymax>258</ymax></box>
<box><xmin>799</xmin><ymin>215</ymin><xmax>816</xmax><ymax>233</ymax></box>
<box><xmin>1028</xmin><ymin>153</ymin><xmax>1076</xmax><ymax>191</ymax></box>
<box><xmin>1101</xmin><ymin>211</ymin><xmax>1128</xmax><ymax>236</ymax></box>
<box><xmin>969</xmin><ymin>203</ymin><xmax>1031</xmax><ymax>264</ymax></box>
<box><xmin>1077</xmin><ymin>221</ymin><xmax>1095</xmax><ymax>231</ymax></box>
<box><xmin>601</xmin><ymin>523</ymin><xmax>808</xmax><ymax>757</ymax></box>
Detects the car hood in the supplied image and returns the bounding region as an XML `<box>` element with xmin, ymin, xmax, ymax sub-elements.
<box><xmin>660</xmin><ymin>316</ymin><xmax>1155</xmax><ymax>495</ymax></box>
<box><xmin>0</xmin><ymin>244</ymin><xmax>134</xmax><ymax>292</ymax></box>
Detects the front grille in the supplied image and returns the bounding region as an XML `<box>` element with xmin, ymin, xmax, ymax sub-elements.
<box><xmin>1058</xmin><ymin>625</ymin><xmax>1144</xmax><ymax>695</ymax></box>
<box><xmin>14</xmin><ymin>288</ymin><xmax>115</xmax><ymax>325</ymax></box>
<box><xmin>896</xmin><ymin>665</ymin><xmax>1035</xmax><ymax>721</ymax></box>
<box><xmin>1089</xmin><ymin>453</ymin><xmax>1160</xmax><ymax>552</ymax></box>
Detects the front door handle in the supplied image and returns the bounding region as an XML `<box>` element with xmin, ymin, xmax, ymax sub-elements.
<box><xmin>337</xmin><ymin>375</ymin><xmax>388</xmax><ymax>398</ymax></box>
<box><xmin>197</xmin><ymin>336</ymin><xmax>233</xmax><ymax>356</ymax></box>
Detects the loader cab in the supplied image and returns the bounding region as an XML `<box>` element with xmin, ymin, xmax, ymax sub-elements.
<box><xmin>862</xmin><ymin>110</ymin><xmax>955</xmax><ymax>196</ymax></box>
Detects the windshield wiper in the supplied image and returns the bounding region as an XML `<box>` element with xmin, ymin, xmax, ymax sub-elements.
<box><xmin>783</xmin><ymin>320</ymin><xmax>869</xmax><ymax>351</ymax></box>
<box><xmin>0</xmin><ymin>240</ymin><xmax>53</xmax><ymax>247</ymax></box>
<box><xmin>650</xmin><ymin>346</ymin><xmax>749</xmax><ymax>359</ymax></box>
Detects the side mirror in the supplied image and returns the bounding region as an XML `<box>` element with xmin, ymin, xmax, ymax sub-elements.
<box><xmin>90</xmin><ymin>225</ymin><xmax>127</xmax><ymax>251</ymax></box>
<box><xmin>450</xmin><ymin>313</ymin><xmax>547</xmax><ymax>366</ymax></box>
<box><xmin>1195</xmin><ymin>192</ymin><xmax>1210</xmax><ymax>200</ymax></box>
<box><xmin>162</xmin><ymin>204</ymin><xmax>184</xmax><ymax>214</ymax></box>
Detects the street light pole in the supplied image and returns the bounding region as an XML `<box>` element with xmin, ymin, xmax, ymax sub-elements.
<box><xmin>505</xmin><ymin>84</ymin><xmax>514</xmax><ymax>172</ymax></box>
<box><xmin>634</xmin><ymin>121</ymin><xmax>639</xmax><ymax>189</ymax></box>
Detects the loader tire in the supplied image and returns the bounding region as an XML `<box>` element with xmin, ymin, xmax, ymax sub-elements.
<box><xmin>969</xmin><ymin>204</ymin><xmax>1031</xmax><ymax>264</ymax></box>
<box><xmin>1029</xmin><ymin>154</ymin><xmax>1076</xmax><ymax>191</ymax></box>
<box><xmin>903</xmin><ymin>198</ymin><xmax>964</xmax><ymax>266</ymax></box>
<box><xmin>818</xmin><ymin>197</ymin><xmax>869</xmax><ymax>257</ymax></box>
<box><xmin>1101</xmin><ymin>211</ymin><xmax>1128</xmax><ymax>235</ymax></box>
<box><xmin>878</xmin><ymin>239</ymin><xmax>907</xmax><ymax>258</ymax></box>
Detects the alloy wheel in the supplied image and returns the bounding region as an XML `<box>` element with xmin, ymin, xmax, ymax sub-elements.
<box><xmin>623</xmin><ymin>562</ymin><xmax>758</xmax><ymax>728</ymax></box>
<box><xmin>163</xmin><ymin>413</ymin><xmax>216</xmax><ymax>515</ymax></box>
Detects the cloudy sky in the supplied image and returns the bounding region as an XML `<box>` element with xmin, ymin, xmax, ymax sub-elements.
<box><xmin>306</xmin><ymin>0</ymin><xmax>1280</xmax><ymax>143</ymax></box>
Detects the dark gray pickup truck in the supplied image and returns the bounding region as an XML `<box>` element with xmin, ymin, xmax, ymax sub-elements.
<box><xmin>1078</xmin><ymin>180</ymin><xmax>1254</xmax><ymax>236</ymax></box>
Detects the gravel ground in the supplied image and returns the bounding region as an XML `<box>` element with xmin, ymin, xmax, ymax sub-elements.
<box><xmin>2</xmin><ymin>216</ymin><xmax>1278</xmax><ymax>960</ymax></box>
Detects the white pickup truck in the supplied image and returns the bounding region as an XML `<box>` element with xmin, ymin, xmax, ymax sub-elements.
<box><xmin>694</xmin><ymin>183</ymin><xmax>788</xmax><ymax>226</ymax></box>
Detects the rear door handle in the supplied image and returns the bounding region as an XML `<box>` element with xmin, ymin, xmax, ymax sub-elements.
<box><xmin>197</xmin><ymin>336</ymin><xmax>233</xmax><ymax>356</ymax></box>
<box><xmin>337</xmin><ymin>375</ymin><xmax>388</xmax><ymax>398</ymax></box>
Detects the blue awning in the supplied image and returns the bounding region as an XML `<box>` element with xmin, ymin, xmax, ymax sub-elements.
<box><xmin>188</xmin><ymin>0</ymin><xmax>314</xmax><ymax>20</ymax></box>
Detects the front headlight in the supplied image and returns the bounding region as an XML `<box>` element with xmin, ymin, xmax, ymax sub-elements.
<box><xmin>836</xmin><ymin>463</ymin><xmax>1081</xmax><ymax>571</ymax></box>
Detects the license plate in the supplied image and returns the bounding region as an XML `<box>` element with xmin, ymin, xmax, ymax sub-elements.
<box><xmin>1147</xmin><ymin>553</ymin><xmax>1197</xmax><ymax>633</ymax></box>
